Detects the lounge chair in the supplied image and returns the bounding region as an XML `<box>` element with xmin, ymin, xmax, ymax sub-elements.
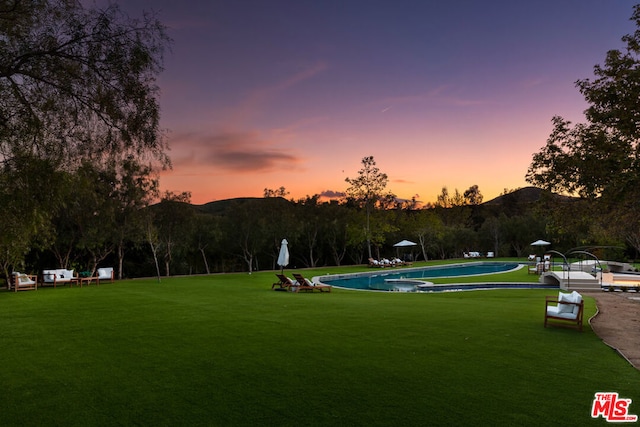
<box><xmin>272</xmin><ymin>274</ymin><xmax>295</xmax><ymax>291</ymax></box>
<box><xmin>292</xmin><ymin>273</ymin><xmax>332</xmax><ymax>293</ymax></box>
<box><xmin>544</xmin><ymin>291</ymin><xmax>584</xmax><ymax>331</ymax></box>
<box><xmin>96</xmin><ymin>267</ymin><xmax>114</xmax><ymax>284</ymax></box>
<box><xmin>10</xmin><ymin>272</ymin><xmax>37</xmax><ymax>292</ymax></box>
<box><xmin>368</xmin><ymin>258</ymin><xmax>385</xmax><ymax>268</ymax></box>
<box><xmin>380</xmin><ymin>258</ymin><xmax>396</xmax><ymax>267</ymax></box>
<box><xmin>529</xmin><ymin>262</ymin><xmax>544</xmax><ymax>275</ymax></box>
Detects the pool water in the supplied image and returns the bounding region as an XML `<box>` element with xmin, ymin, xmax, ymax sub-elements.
<box><xmin>319</xmin><ymin>262</ymin><xmax>553</xmax><ymax>292</ymax></box>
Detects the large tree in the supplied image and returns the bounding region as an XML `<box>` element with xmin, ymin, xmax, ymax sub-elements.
<box><xmin>526</xmin><ymin>5</ymin><xmax>640</xmax><ymax>253</ymax></box>
<box><xmin>527</xmin><ymin>5</ymin><xmax>640</xmax><ymax>199</ymax></box>
<box><xmin>0</xmin><ymin>0</ymin><xmax>170</xmax><ymax>272</ymax></box>
<box><xmin>345</xmin><ymin>156</ymin><xmax>395</xmax><ymax>259</ymax></box>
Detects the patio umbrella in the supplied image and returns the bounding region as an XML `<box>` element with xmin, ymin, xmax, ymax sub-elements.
<box><xmin>530</xmin><ymin>239</ymin><xmax>551</xmax><ymax>246</ymax></box>
<box><xmin>393</xmin><ymin>240</ymin><xmax>417</xmax><ymax>247</ymax></box>
<box><xmin>277</xmin><ymin>239</ymin><xmax>289</xmax><ymax>274</ymax></box>
<box><xmin>393</xmin><ymin>240</ymin><xmax>417</xmax><ymax>259</ymax></box>
<box><xmin>530</xmin><ymin>239</ymin><xmax>551</xmax><ymax>259</ymax></box>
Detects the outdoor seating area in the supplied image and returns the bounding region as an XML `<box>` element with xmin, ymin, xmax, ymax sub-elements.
<box><xmin>544</xmin><ymin>291</ymin><xmax>584</xmax><ymax>331</ymax></box>
<box><xmin>9</xmin><ymin>272</ymin><xmax>37</xmax><ymax>292</ymax></box>
<box><xmin>528</xmin><ymin>254</ymin><xmax>551</xmax><ymax>275</ymax></box>
<box><xmin>368</xmin><ymin>257</ymin><xmax>411</xmax><ymax>268</ymax></box>
<box><xmin>38</xmin><ymin>267</ymin><xmax>115</xmax><ymax>288</ymax></box>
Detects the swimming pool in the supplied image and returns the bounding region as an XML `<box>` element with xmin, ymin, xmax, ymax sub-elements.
<box><xmin>317</xmin><ymin>262</ymin><xmax>557</xmax><ymax>292</ymax></box>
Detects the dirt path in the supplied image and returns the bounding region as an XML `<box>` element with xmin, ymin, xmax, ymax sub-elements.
<box><xmin>586</xmin><ymin>291</ymin><xmax>640</xmax><ymax>370</ymax></box>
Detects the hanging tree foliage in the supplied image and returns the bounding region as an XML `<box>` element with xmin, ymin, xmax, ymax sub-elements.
<box><xmin>0</xmin><ymin>0</ymin><xmax>171</xmax><ymax>165</ymax></box>
<box><xmin>527</xmin><ymin>5</ymin><xmax>640</xmax><ymax>200</ymax></box>
<box><xmin>0</xmin><ymin>0</ymin><xmax>171</xmax><ymax>274</ymax></box>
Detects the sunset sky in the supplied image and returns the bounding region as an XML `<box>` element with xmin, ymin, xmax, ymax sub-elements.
<box><xmin>116</xmin><ymin>0</ymin><xmax>637</xmax><ymax>205</ymax></box>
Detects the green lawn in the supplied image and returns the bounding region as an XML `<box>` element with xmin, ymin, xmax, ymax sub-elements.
<box><xmin>1</xmin><ymin>263</ymin><xmax>638</xmax><ymax>426</ymax></box>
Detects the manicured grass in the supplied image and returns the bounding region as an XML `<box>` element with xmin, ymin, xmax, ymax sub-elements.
<box><xmin>1</xmin><ymin>266</ymin><xmax>638</xmax><ymax>426</ymax></box>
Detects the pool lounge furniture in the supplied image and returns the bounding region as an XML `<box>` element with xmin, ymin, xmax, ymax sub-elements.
<box><xmin>368</xmin><ymin>258</ymin><xmax>385</xmax><ymax>268</ymax></box>
<box><xmin>292</xmin><ymin>273</ymin><xmax>332</xmax><ymax>293</ymax></box>
<box><xmin>529</xmin><ymin>262</ymin><xmax>544</xmax><ymax>275</ymax></box>
<box><xmin>529</xmin><ymin>259</ymin><xmax>551</xmax><ymax>275</ymax></box>
<box><xmin>272</xmin><ymin>274</ymin><xmax>295</xmax><ymax>291</ymax></box>
<box><xmin>10</xmin><ymin>272</ymin><xmax>37</xmax><ymax>292</ymax></box>
<box><xmin>544</xmin><ymin>291</ymin><xmax>584</xmax><ymax>331</ymax></box>
<box><xmin>42</xmin><ymin>269</ymin><xmax>76</xmax><ymax>287</ymax></box>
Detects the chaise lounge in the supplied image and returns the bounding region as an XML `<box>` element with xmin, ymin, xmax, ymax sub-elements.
<box><xmin>292</xmin><ymin>273</ymin><xmax>332</xmax><ymax>293</ymax></box>
<box><xmin>272</xmin><ymin>274</ymin><xmax>295</xmax><ymax>291</ymax></box>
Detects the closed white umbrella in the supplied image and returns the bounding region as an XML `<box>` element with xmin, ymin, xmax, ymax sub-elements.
<box><xmin>277</xmin><ymin>239</ymin><xmax>289</xmax><ymax>273</ymax></box>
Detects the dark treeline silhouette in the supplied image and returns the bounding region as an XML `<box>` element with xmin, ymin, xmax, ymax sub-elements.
<box><xmin>14</xmin><ymin>186</ymin><xmax>634</xmax><ymax>280</ymax></box>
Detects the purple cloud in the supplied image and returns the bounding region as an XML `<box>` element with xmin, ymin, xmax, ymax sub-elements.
<box><xmin>169</xmin><ymin>130</ymin><xmax>301</xmax><ymax>173</ymax></box>
<box><xmin>319</xmin><ymin>190</ymin><xmax>346</xmax><ymax>199</ymax></box>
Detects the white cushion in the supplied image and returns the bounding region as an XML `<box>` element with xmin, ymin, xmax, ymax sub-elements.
<box><xmin>97</xmin><ymin>268</ymin><xmax>113</xmax><ymax>279</ymax></box>
<box><xmin>571</xmin><ymin>291</ymin><xmax>583</xmax><ymax>315</ymax></box>
<box><xmin>42</xmin><ymin>270</ymin><xmax>56</xmax><ymax>282</ymax></box>
<box><xmin>18</xmin><ymin>276</ymin><xmax>35</xmax><ymax>286</ymax></box>
<box><xmin>56</xmin><ymin>269</ymin><xmax>73</xmax><ymax>281</ymax></box>
<box><xmin>557</xmin><ymin>292</ymin><xmax>575</xmax><ymax>314</ymax></box>
<box><xmin>547</xmin><ymin>306</ymin><xmax>577</xmax><ymax>320</ymax></box>
<box><xmin>43</xmin><ymin>269</ymin><xmax>74</xmax><ymax>282</ymax></box>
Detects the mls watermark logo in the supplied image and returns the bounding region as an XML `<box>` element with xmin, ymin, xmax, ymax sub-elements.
<box><xmin>591</xmin><ymin>392</ymin><xmax>638</xmax><ymax>422</ymax></box>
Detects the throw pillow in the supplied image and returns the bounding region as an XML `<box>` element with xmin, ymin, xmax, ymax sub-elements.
<box><xmin>558</xmin><ymin>292</ymin><xmax>575</xmax><ymax>314</ymax></box>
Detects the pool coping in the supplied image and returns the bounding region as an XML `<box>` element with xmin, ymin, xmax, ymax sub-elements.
<box><xmin>313</xmin><ymin>261</ymin><xmax>557</xmax><ymax>292</ymax></box>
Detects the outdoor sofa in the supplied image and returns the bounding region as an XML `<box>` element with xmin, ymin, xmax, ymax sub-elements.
<box><xmin>42</xmin><ymin>269</ymin><xmax>76</xmax><ymax>287</ymax></box>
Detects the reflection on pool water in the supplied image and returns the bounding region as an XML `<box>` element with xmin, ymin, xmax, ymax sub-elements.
<box><xmin>317</xmin><ymin>262</ymin><xmax>558</xmax><ymax>292</ymax></box>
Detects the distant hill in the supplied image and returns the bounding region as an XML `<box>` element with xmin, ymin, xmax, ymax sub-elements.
<box><xmin>186</xmin><ymin>188</ymin><xmax>572</xmax><ymax>214</ymax></box>
<box><xmin>195</xmin><ymin>197</ymin><xmax>293</xmax><ymax>215</ymax></box>
<box><xmin>482</xmin><ymin>186</ymin><xmax>574</xmax><ymax>206</ymax></box>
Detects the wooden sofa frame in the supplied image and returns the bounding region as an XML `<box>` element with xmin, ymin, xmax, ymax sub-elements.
<box><xmin>544</xmin><ymin>295</ymin><xmax>584</xmax><ymax>332</ymax></box>
<box><xmin>9</xmin><ymin>273</ymin><xmax>38</xmax><ymax>292</ymax></box>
